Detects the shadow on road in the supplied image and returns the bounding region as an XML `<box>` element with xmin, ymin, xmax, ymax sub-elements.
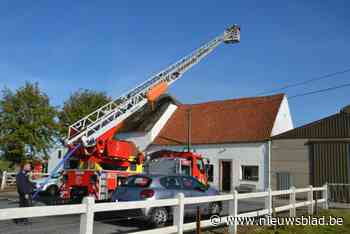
<box><xmin>94</xmin><ymin>211</ymin><xmax>154</xmax><ymax>233</ymax></box>
<box><xmin>35</xmin><ymin>193</ymin><xmax>83</xmax><ymax>206</ymax></box>
<box><xmin>94</xmin><ymin>210</ymin><xmax>210</xmax><ymax>234</ymax></box>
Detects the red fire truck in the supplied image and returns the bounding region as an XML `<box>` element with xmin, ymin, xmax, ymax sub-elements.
<box><xmin>57</xmin><ymin>25</ymin><xmax>240</xmax><ymax>201</ymax></box>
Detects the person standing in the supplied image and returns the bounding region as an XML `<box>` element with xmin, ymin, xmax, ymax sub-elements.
<box><xmin>14</xmin><ymin>162</ymin><xmax>34</xmax><ymax>224</ymax></box>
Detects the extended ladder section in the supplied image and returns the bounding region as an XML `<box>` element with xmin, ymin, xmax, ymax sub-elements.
<box><xmin>67</xmin><ymin>25</ymin><xmax>240</xmax><ymax>146</ymax></box>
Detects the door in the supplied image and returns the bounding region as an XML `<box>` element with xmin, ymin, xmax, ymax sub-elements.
<box><xmin>159</xmin><ymin>176</ymin><xmax>191</xmax><ymax>217</ymax></box>
<box><xmin>159</xmin><ymin>176</ymin><xmax>182</xmax><ymax>198</ymax></box>
<box><xmin>220</xmin><ymin>161</ymin><xmax>232</xmax><ymax>192</ymax></box>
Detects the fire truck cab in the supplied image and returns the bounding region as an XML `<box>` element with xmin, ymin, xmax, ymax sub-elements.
<box><xmin>144</xmin><ymin>150</ymin><xmax>210</xmax><ymax>185</ymax></box>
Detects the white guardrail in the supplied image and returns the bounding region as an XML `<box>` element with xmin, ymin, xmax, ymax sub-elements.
<box><xmin>0</xmin><ymin>184</ymin><xmax>328</xmax><ymax>234</ymax></box>
<box><xmin>1</xmin><ymin>171</ymin><xmax>49</xmax><ymax>190</ymax></box>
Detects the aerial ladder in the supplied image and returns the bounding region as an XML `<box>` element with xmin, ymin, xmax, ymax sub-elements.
<box><xmin>67</xmin><ymin>25</ymin><xmax>240</xmax><ymax>147</ymax></box>
<box><xmin>34</xmin><ymin>24</ymin><xmax>240</xmax><ymax>200</ymax></box>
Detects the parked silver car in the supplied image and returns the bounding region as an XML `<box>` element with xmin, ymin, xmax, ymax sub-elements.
<box><xmin>111</xmin><ymin>174</ymin><xmax>222</xmax><ymax>227</ymax></box>
<box><xmin>32</xmin><ymin>171</ymin><xmax>62</xmax><ymax>196</ymax></box>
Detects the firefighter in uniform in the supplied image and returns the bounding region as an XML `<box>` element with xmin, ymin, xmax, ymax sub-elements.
<box><xmin>14</xmin><ymin>162</ymin><xmax>34</xmax><ymax>224</ymax></box>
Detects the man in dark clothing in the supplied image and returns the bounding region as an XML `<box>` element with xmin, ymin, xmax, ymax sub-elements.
<box><xmin>14</xmin><ymin>162</ymin><xmax>34</xmax><ymax>224</ymax></box>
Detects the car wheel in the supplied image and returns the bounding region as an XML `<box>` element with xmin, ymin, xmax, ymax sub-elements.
<box><xmin>209</xmin><ymin>202</ymin><xmax>221</xmax><ymax>215</ymax></box>
<box><xmin>149</xmin><ymin>207</ymin><xmax>168</xmax><ymax>227</ymax></box>
<box><xmin>47</xmin><ymin>186</ymin><xmax>58</xmax><ymax>196</ymax></box>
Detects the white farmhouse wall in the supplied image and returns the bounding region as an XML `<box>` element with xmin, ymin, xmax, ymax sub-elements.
<box><xmin>117</xmin><ymin>104</ymin><xmax>178</xmax><ymax>151</ymax></box>
<box><xmin>148</xmin><ymin>142</ymin><xmax>268</xmax><ymax>192</ymax></box>
<box><xmin>271</xmin><ymin>96</ymin><xmax>294</xmax><ymax>136</ymax></box>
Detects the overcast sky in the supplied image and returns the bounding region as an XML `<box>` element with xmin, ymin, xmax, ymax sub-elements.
<box><xmin>0</xmin><ymin>0</ymin><xmax>349</xmax><ymax>127</ymax></box>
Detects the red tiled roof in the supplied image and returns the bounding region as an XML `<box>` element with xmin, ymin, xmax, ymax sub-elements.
<box><xmin>152</xmin><ymin>94</ymin><xmax>285</xmax><ymax>145</ymax></box>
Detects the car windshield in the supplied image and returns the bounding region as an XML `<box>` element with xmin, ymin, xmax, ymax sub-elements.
<box><xmin>45</xmin><ymin>172</ymin><xmax>61</xmax><ymax>179</ymax></box>
<box><xmin>51</xmin><ymin>173</ymin><xmax>61</xmax><ymax>178</ymax></box>
<box><xmin>123</xmin><ymin>176</ymin><xmax>152</xmax><ymax>188</ymax></box>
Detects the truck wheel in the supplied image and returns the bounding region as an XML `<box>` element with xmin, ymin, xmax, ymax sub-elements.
<box><xmin>209</xmin><ymin>202</ymin><xmax>221</xmax><ymax>215</ymax></box>
<box><xmin>149</xmin><ymin>207</ymin><xmax>168</xmax><ymax>227</ymax></box>
<box><xmin>47</xmin><ymin>186</ymin><xmax>58</xmax><ymax>196</ymax></box>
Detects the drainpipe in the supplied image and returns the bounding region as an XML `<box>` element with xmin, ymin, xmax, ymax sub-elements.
<box><xmin>267</xmin><ymin>140</ymin><xmax>271</xmax><ymax>189</ymax></box>
<box><xmin>187</xmin><ymin>108</ymin><xmax>192</xmax><ymax>152</ymax></box>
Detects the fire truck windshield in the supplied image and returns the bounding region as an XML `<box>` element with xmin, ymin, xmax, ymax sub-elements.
<box><xmin>196</xmin><ymin>159</ymin><xmax>205</xmax><ymax>172</ymax></box>
<box><xmin>180</xmin><ymin>165</ymin><xmax>191</xmax><ymax>176</ymax></box>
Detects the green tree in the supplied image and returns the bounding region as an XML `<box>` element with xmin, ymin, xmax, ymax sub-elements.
<box><xmin>0</xmin><ymin>82</ymin><xmax>59</xmax><ymax>163</ymax></box>
<box><xmin>59</xmin><ymin>89</ymin><xmax>111</xmax><ymax>136</ymax></box>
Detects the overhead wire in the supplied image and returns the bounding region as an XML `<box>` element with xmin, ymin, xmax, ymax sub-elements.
<box><xmin>257</xmin><ymin>67</ymin><xmax>350</xmax><ymax>95</ymax></box>
<box><xmin>288</xmin><ymin>82</ymin><xmax>350</xmax><ymax>100</ymax></box>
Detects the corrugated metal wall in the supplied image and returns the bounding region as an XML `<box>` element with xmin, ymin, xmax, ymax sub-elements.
<box><xmin>274</xmin><ymin>112</ymin><xmax>350</xmax><ymax>139</ymax></box>
<box><xmin>273</xmin><ymin>110</ymin><xmax>350</xmax><ymax>202</ymax></box>
<box><xmin>310</xmin><ymin>142</ymin><xmax>350</xmax><ymax>202</ymax></box>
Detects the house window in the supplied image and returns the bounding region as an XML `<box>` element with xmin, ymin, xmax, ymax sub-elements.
<box><xmin>206</xmin><ymin>164</ymin><xmax>214</xmax><ymax>182</ymax></box>
<box><xmin>241</xmin><ymin>165</ymin><xmax>259</xmax><ymax>181</ymax></box>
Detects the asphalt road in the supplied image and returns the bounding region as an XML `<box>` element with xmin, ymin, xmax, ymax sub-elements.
<box><xmin>0</xmin><ymin>193</ymin><xmax>266</xmax><ymax>234</ymax></box>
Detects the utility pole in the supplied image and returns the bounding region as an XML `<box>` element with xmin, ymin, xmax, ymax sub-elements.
<box><xmin>187</xmin><ymin>108</ymin><xmax>192</xmax><ymax>152</ymax></box>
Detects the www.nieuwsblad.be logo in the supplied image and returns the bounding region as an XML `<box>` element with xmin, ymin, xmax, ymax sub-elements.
<box><xmin>210</xmin><ymin>215</ymin><xmax>344</xmax><ymax>226</ymax></box>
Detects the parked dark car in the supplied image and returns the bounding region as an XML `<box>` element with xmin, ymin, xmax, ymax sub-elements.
<box><xmin>111</xmin><ymin>174</ymin><xmax>221</xmax><ymax>227</ymax></box>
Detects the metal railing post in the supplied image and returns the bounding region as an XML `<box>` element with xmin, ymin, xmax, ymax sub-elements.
<box><xmin>228</xmin><ymin>190</ymin><xmax>238</xmax><ymax>234</ymax></box>
<box><xmin>1</xmin><ymin>171</ymin><xmax>7</xmax><ymax>190</ymax></box>
<box><xmin>308</xmin><ymin>185</ymin><xmax>313</xmax><ymax>215</ymax></box>
<box><xmin>80</xmin><ymin>196</ymin><xmax>95</xmax><ymax>234</ymax></box>
<box><xmin>323</xmin><ymin>183</ymin><xmax>328</xmax><ymax>209</ymax></box>
<box><xmin>173</xmin><ymin>193</ymin><xmax>184</xmax><ymax>234</ymax></box>
<box><xmin>289</xmin><ymin>186</ymin><xmax>296</xmax><ymax>217</ymax></box>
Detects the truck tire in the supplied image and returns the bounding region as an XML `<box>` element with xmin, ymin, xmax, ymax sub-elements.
<box><xmin>149</xmin><ymin>207</ymin><xmax>168</xmax><ymax>227</ymax></box>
